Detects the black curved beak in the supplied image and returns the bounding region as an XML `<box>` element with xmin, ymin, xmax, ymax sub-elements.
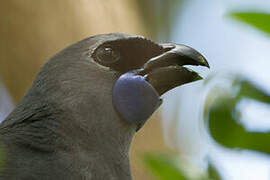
<box><xmin>144</xmin><ymin>43</ymin><xmax>209</xmax><ymax>71</ymax></box>
<box><xmin>139</xmin><ymin>43</ymin><xmax>210</xmax><ymax>95</ymax></box>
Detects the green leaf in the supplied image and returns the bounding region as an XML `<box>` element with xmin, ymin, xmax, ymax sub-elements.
<box><xmin>207</xmin><ymin>97</ymin><xmax>243</xmax><ymax>149</ymax></box>
<box><xmin>143</xmin><ymin>153</ymin><xmax>189</xmax><ymax>180</ymax></box>
<box><xmin>207</xmin><ymin>161</ymin><xmax>223</xmax><ymax>180</ymax></box>
<box><xmin>228</xmin><ymin>11</ymin><xmax>270</xmax><ymax>35</ymax></box>
<box><xmin>206</xmin><ymin>79</ymin><xmax>270</xmax><ymax>154</ymax></box>
<box><xmin>234</xmin><ymin>79</ymin><xmax>270</xmax><ymax>104</ymax></box>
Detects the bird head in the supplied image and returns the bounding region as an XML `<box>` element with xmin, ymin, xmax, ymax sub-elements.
<box><xmin>17</xmin><ymin>33</ymin><xmax>209</xmax><ymax>151</ymax></box>
<box><xmin>85</xmin><ymin>33</ymin><xmax>209</xmax><ymax>131</ymax></box>
<box><xmin>0</xmin><ymin>33</ymin><xmax>209</xmax><ymax>180</ymax></box>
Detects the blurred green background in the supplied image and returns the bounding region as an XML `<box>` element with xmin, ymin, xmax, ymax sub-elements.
<box><xmin>1</xmin><ymin>0</ymin><xmax>270</xmax><ymax>180</ymax></box>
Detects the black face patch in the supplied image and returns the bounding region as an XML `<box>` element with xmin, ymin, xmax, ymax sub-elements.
<box><xmin>92</xmin><ymin>37</ymin><xmax>164</xmax><ymax>73</ymax></box>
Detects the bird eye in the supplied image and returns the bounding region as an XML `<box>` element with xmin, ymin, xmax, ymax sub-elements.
<box><xmin>95</xmin><ymin>46</ymin><xmax>120</xmax><ymax>65</ymax></box>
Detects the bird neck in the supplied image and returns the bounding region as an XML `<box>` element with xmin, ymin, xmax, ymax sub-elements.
<box><xmin>68</xmin><ymin>144</ymin><xmax>133</xmax><ymax>180</ymax></box>
<box><xmin>0</xmin><ymin>81</ymin><xmax>137</xmax><ymax>179</ymax></box>
<box><xmin>58</xmin><ymin>104</ymin><xmax>136</xmax><ymax>179</ymax></box>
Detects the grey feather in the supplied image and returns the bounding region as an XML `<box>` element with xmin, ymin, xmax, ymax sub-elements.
<box><xmin>0</xmin><ymin>33</ymin><xmax>209</xmax><ymax>180</ymax></box>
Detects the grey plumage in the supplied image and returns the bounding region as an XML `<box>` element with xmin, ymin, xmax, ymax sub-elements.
<box><xmin>0</xmin><ymin>33</ymin><xmax>209</xmax><ymax>180</ymax></box>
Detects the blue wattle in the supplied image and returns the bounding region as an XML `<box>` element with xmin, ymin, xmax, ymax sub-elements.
<box><xmin>113</xmin><ymin>70</ymin><xmax>162</xmax><ymax>130</ymax></box>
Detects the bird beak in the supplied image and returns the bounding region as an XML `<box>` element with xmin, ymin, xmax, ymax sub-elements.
<box><xmin>138</xmin><ymin>43</ymin><xmax>210</xmax><ymax>95</ymax></box>
<box><xmin>144</xmin><ymin>43</ymin><xmax>209</xmax><ymax>70</ymax></box>
<box><xmin>113</xmin><ymin>43</ymin><xmax>209</xmax><ymax>131</ymax></box>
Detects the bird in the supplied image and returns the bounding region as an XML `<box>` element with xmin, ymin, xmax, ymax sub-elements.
<box><xmin>0</xmin><ymin>33</ymin><xmax>209</xmax><ymax>180</ymax></box>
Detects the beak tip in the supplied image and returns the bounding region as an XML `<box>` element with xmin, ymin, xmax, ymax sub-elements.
<box><xmin>205</xmin><ymin>62</ymin><xmax>210</xmax><ymax>69</ymax></box>
<box><xmin>197</xmin><ymin>55</ymin><xmax>210</xmax><ymax>69</ymax></box>
<box><xmin>192</xmin><ymin>72</ymin><xmax>203</xmax><ymax>82</ymax></box>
